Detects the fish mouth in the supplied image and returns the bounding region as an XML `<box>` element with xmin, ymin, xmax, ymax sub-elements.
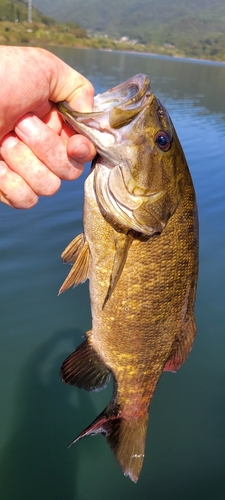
<box><xmin>57</xmin><ymin>74</ymin><xmax>152</xmax><ymax>156</ymax></box>
<box><xmin>57</xmin><ymin>74</ymin><xmax>164</xmax><ymax>235</ymax></box>
<box><xmin>93</xmin><ymin>73</ymin><xmax>151</xmax><ymax>111</ymax></box>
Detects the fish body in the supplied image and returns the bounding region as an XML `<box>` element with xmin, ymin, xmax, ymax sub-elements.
<box><xmin>57</xmin><ymin>74</ymin><xmax>198</xmax><ymax>482</ymax></box>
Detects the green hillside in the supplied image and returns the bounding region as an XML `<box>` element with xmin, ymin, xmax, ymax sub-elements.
<box><xmin>0</xmin><ymin>0</ymin><xmax>225</xmax><ymax>60</ymax></box>
<box><xmin>30</xmin><ymin>0</ymin><xmax>225</xmax><ymax>60</ymax></box>
<box><xmin>0</xmin><ymin>0</ymin><xmax>53</xmax><ymax>24</ymax></box>
<box><xmin>0</xmin><ymin>0</ymin><xmax>88</xmax><ymax>45</ymax></box>
<box><xmin>32</xmin><ymin>0</ymin><xmax>225</xmax><ymax>38</ymax></box>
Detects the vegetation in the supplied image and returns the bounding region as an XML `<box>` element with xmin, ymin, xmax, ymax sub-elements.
<box><xmin>34</xmin><ymin>0</ymin><xmax>225</xmax><ymax>61</ymax></box>
<box><xmin>0</xmin><ymin>0</ymin><xmax>88</xmax><ymax>46</ymax></box>
<box><xmin>0</xmin><ymin>0</ymin><xmax>225</xmax><ymax>62</ymax></box>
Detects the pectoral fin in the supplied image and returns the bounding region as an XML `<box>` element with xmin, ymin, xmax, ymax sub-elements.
<box><xmin>59</xmin><ymin>234</ymin><xmax>90</xmax><ymax>294</ymax></box>
<box><xmin>103</xmin><ymin>232</ymin><xmax>133</xmax><ymax>308</ymax></box>
<box><xmin>61</xmin><ymin>233</ymin><xmax>85</xmax><ymax>264</ymax></box>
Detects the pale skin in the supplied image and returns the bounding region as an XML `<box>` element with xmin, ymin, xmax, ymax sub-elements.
<box><xmin>0</xmin><ymin>46</ymin><xmax>96</xmax><ymax>208</ymax></box>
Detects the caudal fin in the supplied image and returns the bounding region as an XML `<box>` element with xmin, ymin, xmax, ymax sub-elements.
<box><xmin>61</xmin><ymin>338</ymin><xmax>148</xmax><ymax>481</ymax></box>
<box><xmin>69</xmin><ymin>403</ymin><xmax>148</xmax><ymax>483</ymax></box>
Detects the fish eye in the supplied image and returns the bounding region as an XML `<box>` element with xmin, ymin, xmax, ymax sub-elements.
<box><xmin>155</xmin><ymin>131</ymin><xmax>171</xmax><ymax>152</ymax></box>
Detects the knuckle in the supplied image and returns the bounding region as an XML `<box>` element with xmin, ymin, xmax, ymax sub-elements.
<box><xmin>85</xmin><ymin>80</ymin><xmax>95</xmax><ymax>98</ymax></box>
<box><xmin>40</xmin><ymin>176</ymin><xmax>61</xmax><ymax>196</ymax></box>
<box><xmin>11</xmin><ymin>189</ymin><xmax>38</xmax><ymax>209</ymax></box>
<box><xmin>21</xmin><ymin>196</ymin><xmax>38</xmax><ymax>209</ymax></box>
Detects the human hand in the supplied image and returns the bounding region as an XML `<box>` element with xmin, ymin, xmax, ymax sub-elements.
<box><xmin>0</xmin><ymin>46</ymin><xmax>96</xmax><ymax>208</ymax></box>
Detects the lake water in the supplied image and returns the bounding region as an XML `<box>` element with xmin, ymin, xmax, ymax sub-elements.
<box><xmin>0</xmin><ymin>47</ymin><xmax>225</xmax><ymax>500</ymax></box>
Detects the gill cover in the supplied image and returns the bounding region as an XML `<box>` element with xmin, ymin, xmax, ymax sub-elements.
<box><xmin>57</xmin><ymin>74</ymin><xmax>180</xmax><ymax>236</ymax></box>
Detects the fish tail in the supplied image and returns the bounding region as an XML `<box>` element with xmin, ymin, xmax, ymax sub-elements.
<box><xmin>61</xmin><ymin>338</ymin><xmax>148</xmax><ymax>481</ymax></box>
<box><xmin>68</xmin><ymin>400</ymin><xmax>148</xmax><ymax>483</ymax></box>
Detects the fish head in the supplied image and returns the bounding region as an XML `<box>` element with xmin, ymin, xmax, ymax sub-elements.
<box><xmin>57</xmin><ymin>74</ymin><xmax>187</xmax><ymax>235</ymax></box>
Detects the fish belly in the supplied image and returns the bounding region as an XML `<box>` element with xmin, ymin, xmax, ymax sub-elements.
<box><xmin>83</xmin><ymin>170</ymin><xmax>197</xmax><ymax>417</ymax></box>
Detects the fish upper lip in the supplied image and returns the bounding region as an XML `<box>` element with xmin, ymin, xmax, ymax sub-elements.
<box><xmin>57</xmin><ymin>74</ymin><xmax>152</xmax><ymax>151</ymax></box>
<box><xmin>93</xmin><ymin>74</ymin><xmax>151</xmax><ymax>112</ymax></box>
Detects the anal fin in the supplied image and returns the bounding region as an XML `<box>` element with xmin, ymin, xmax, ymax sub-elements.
<box><xmin>60</xmin><ymin>337</ymin><xmax>111</xmax><ymax>391</ymax></box>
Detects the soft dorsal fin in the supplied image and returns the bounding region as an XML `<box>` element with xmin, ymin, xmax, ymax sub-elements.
<box><xmin>163</xmin><ymin>315</ymin><xmax>196</xmax><ymax>372</ymax></box>
<box><xmin>59</xmin><ymin>236</ymin><xmax>90</xmax><ymax>294</ymax></box>
<box><xmin>103</xmin><ymin>232</ymin><xmax>133</xmax><ymax>308</ymax></box>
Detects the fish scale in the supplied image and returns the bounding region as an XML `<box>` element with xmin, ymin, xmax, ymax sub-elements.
<box><xmin>57</xmin><ymin>74</ymin><xmax>198</xmax><ymax>482</ymax></box>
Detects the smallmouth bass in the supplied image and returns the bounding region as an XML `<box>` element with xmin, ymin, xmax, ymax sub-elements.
<box><xmin>57</xmin><ymin>74</ymin><xmax>198</xmax><ymax>482</ymax></box>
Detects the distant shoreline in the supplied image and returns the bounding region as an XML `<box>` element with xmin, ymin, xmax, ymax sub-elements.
<box><xmin>98</xmin><ymin>47</ymin><xmax>225</xmax><ymax>66</ymax></box>
<box><xmin>1</xmin><ymin>17</ymin><xmax>225</xmax><ymax>65</ymax></box>
<box><xmin>2</xmin><ymin>37</ymin><xmax>225</xmax><ymax>66</ymax></box>
<box><xmin>45</xmin><ymin>43</ymin><xmax>225</xmax><ymax>67</ymax></box>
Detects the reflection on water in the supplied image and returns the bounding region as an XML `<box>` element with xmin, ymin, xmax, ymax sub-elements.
<box><xmin>0</xmin><ymin>48</ymin><xmax>225</xmax><ymax>499</ymax></box>
<box><xmin>0</xmin><ymin>330</ymin><xmax>80</xmax><ymax>500</ymax></box>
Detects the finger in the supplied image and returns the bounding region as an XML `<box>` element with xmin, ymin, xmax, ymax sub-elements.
<box><xmin>0</xmin><ymin>185</ymin><xmax>14</xmax><ymax>207</ymax></box>
<box><xmin>44</xmin><ymin>106</ymin><xmax>96</xmax><ymax>158</ymax></box>
<box><xmin>0</xmin><ymin>191</ymin><xmax>13</xmax><ymax>207</ymax></box>
<box><xmin>15</xmin><ymin>114</ymin><xmax>88</xmax><ymax>179</ymax></box>
<box><xmin>0</xmin><ymin>134</ymin><xmax>61</xmax><ymax>197</ymax></box>
<box><xmin>42</xmin><ymin>105</ymin><xmax>63</xmax><ymax>134</ymax></box>
<box><xmin>0</xmin><ymin>47</ymin><xmax>95</xmax><ymax>140</ymax></box>
<box><xmin>39</xmin><ymin>105</ymin><xmax>76</xmax><ymax>141</ymax></box>
<box><xmin>0</xmin><ymin>160</ymin><xmax>38</xmax><ymax>209</ymax></box>
<box><xmin>46</xmin><ymin>50</ymin><xmax>95</xmax><ymax>111</ymax></box>
<box><xmin>67</xmin><ymin>134</ymin><xmax>96</xmax><ymax>163</ymax></box>
<box><xmin>42</xmin><ymin>105</ymin><xmax>93</xmax><ymax>148</ymax></box>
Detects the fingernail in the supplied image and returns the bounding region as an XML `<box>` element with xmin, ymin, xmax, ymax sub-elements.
<box><xmin>1</xmin><ymin>134</ymin><xmax>18</xmax><ymax>149</ymax></box>
<box><xmin>16</xmin><ymin>114</ymin><xmax>39</xmax><ymax>137</ymax></box>
<box><xmin>73</xmin><ymin>144</ymin><xmax>89</xmax><ymax>159</ymax></box>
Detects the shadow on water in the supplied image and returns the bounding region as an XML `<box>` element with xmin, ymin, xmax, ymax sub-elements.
<box><xmin>0</xmin><ymin>328</ymin><xmax>98</xmax><ymax>500</ymax></box>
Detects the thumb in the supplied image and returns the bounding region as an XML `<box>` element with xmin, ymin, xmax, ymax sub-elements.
<box><xmin>43</xmin><ymin>49</ymin><xmax>95</xmax><ymax>112</ymax></box>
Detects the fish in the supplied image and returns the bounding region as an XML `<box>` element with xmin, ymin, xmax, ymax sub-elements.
<box><xmin>57</xmin><ymin>74</ymin><xmax>198</xmax><ymax>483</ymax></box>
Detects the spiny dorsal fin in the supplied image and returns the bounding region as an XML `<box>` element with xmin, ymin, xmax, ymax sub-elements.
<box><xmin>60</xmin><ymin>336</ymin><xmax>111</xmax><ymax>391</ymax></box>
<box><xmin>103</xmin><ymin>232</ymin><xmax>133</xmax><ymax>308</ymax></box>
<box><xmin>59</xmin><ymin>239</ymin><xmax>90</xmax><ymax>294</ymax></box>
<box><xmin>61</xmin><ymin>233</ymin><xmax>85</xmax><ymax>264</ymax></box>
